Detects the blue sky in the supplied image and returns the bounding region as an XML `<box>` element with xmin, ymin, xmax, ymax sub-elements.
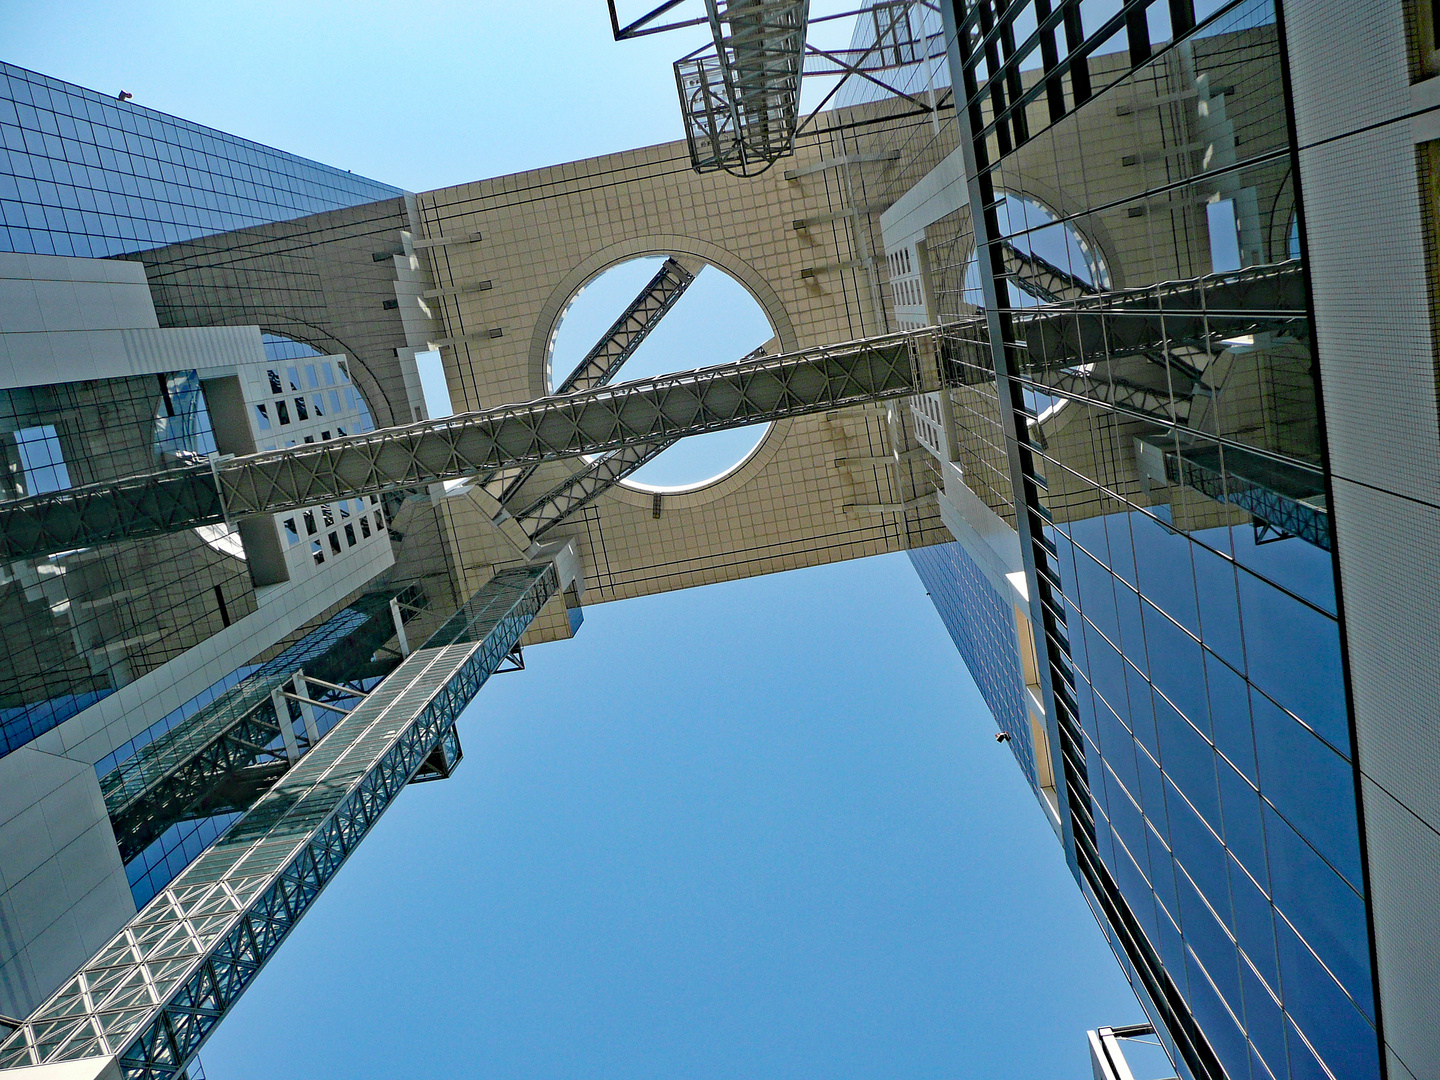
<box><xmin>1</xmin><ymin>3</ymin><xmax>1149</xmax><ymax>1076</ymax></box>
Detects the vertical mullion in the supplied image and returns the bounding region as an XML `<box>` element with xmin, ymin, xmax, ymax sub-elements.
<box><xmin>1000</xmin><ymin>1</ymin><xmax>1030</xmax><ymax>145</ymax></box>
<box><xmin>1126</xmin><ymin>5</ymin><xmax>1152</xmax><ymax>65</ymax></box>
<box><xmin>1035</xmin><ymin>0</ymin><xmax>1067</xmax><ymax>121</ymax></box>
<box><xmin>1062</xmin><ymin>0</ymin><xmax>1091</xmax><ymax>104</ymax></box>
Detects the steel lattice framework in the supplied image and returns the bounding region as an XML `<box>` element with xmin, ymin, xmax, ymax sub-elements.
<box><xmin>510</xmin><ymin>343</ymin><xmax>769</xmax><ymax>540</ymax></box>
<box><xmin>0</xmin><ymin>565</ymin><xmax>558</xmax><ymax>1079</ymax></box>
<box><xmin>1154</xmin><ymin>438</ymin><xmax>1330</xmax><ymax>551</ymax></box>
<box><xmin>1002</xmin><ymin>241</ymin><xmax>1099</xmax><ymax>305</ymax></box>
<box><xmin>1018</xmin><ymin>261</ymin><xmax>1307</xmax><ymax>371</ymax></box>
<box><xmin>492</xmin><ymin>256</ymin><xmax>696</xmax><ymax>505</ymax></box>
<box><xmin>518</xmin><ymin>439</ymin><xmax>677</xmax><ymax>540</ymax></box>
<box><xmin>676</xmin><ymin>0</ymin><xmax>810</xmax><ymax>175</ymax></box>
<box><xmin>101</xmin><ymin>590</ymin><xmax>420</xmax><ymax>865</ymax></box>
<box><xmin>557</xmin><ymin>257</ymin><xmax>696</xmax><ymax>394</ymax></box>
<box><xmin>0</xmin><ymin>328</ymin><xmax>939</xmax><ymax>559</ymax></box>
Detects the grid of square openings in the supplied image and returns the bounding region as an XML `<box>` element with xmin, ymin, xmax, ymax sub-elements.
<box><xmin>253</xmin><ymin>332</ymin><xmax>376</xmax><ymax>439</ymax></box>
<box><xmin>255</xmin><ymin>333</ymin><xmax>386</xmax><ymax>568</ymax></box>
<box><xmin>0</xmin><ymin>61</ymin><xmax>401</xmax><ymax>259</ymax></box>
<box><xmin>285</xmin><ymin>496</ymin><xmax>387</xmax><ymax>567</ymax></box>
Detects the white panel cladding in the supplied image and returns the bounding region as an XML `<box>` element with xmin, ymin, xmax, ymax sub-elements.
<box><xmin>1285</xmin><ymin>2</ymin><xmax>1440</xmax><ymax>1078</ymax></box>
<box><xmin>0</xmin><ymin>746</ymin><xmax>133</xmax><ymax>1019</ymax></box>
<box><xmin>0</xmin><ymin>252</ymin><xmax>266</xmax><ymax>390</ymax></box>
<box><xmin>236</xmin><ymin>354</ymin><xmax>393</xmax><ymax>585</ymax></box>
<box><xmin>0</xmin><ymin>253</ymin><xmax>154</xmax><ymax>334</ymax></box>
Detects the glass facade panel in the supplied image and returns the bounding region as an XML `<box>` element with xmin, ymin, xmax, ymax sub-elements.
<box><xmin>909</xmin><ymin>541</ymin><xmax>1038</xmax><ymax>785</ymax></box>
<box><xmin>938</xmin><ymin>0</ymin><xmax>1380</xmax><ymax>1076</ymax></box>
<box><xmin>0</xmin><ymin>62</ymin><xmax>400</xmax><ymax>258</ymax></box>
<box><xmin>0</xmin><ymin>373</ymin><xmax>255</xmax><ymax>754</ymax></box>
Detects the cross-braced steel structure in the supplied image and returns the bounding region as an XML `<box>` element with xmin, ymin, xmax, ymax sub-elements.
<box><xmin>0</xmin><ymin>564</ymin><xmax>560</xmax><ymax>1079</ymax></box>
<box><xmin>0</xmin><ymin>328</ymin><xmax>941</xmax><ymax>560</ymax></box>
<box><xmin>509</xmin><ymin>344</ymin><xmax>769</xmax><ymax>541</ymax></box>
<box><xmin>489</xmin><ymin>256</ymin><xmax>697</xmax><ymax>506</ymax></box>
<box><xmin>615</xmin><ymin>0</ymin><xmax>945</xmax><ymax>174</ymax></box>
<box><xmin>101</xmin><ymin>589</ymin><xmax>423</xmax><ymax>866</ymax></box>
<box><xmin>675</xmin><ymin>0</ymin><xmax>810</xmax><ymax>176</ymax></box>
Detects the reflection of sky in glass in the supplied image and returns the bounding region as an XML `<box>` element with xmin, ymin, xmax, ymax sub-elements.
<box><xmin>549</xmin><ymin>259</ymin><xmax>774</xmax><ymax>490</ymax></box>
<box><xmin>13</xmin><ymin>424</ymin><xmax>70</xmax><ymax>494</ymax></box>
<box><xmin>154</xmin><ymin>370</ymin><xmax>218</xmax><ymax>460</ymax></box>
<box><xmin>832</xmin><ymin>1</ymin><xmax>950</xmax><ymax>111</ymax></box>
<box><xmin>0</xmin><ymin>61</ymin><xmax>401</xmax><ymax>260</ymax></box>
<box><xmin>1051</xmin><ymin>501</ymin><xmax>1377</xmax><ymax>1080</ymax></box>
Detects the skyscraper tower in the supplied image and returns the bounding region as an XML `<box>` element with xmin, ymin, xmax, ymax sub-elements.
<box><xmin>0</xmin><ymin>2</ymin><xmax>1438</xmax><ymax>1078</ymax></box>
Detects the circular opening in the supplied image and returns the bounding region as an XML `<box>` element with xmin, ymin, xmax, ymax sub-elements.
<box><xmin>963</xmin><ymin>193</ymin><xmax>1111</xmax><ymax>308</ymax></box>
<box><xmin>548</xmin><ymin>257</ymin><xmax>776</xmax><ymax>492</ymax></box>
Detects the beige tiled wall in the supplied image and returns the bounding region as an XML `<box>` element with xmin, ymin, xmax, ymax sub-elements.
<box><xmin>412</xmin><ymin>102</ymin><xmax>957</xmax><ymax>629</ymax></box>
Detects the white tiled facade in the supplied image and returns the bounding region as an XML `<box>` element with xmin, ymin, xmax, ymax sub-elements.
<box><xmin>236</xmin><ymin>354</ymin><xmax>392</xmax><ymax>585</ymax></box>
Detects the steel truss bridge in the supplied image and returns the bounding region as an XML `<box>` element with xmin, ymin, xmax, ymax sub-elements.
<box><xmin>0</xmin><ymin>327</ymin><xmax>942</xmax><ymax>561</ymax></box>
<box><xmin>0</xmin><ymin>565</ymin><xmax>562</xmax><ymax>1079</ymax></box>
<box><xmin>0</xmin><ymin>260</ymin><xmax>1312</xmax><ymax>566</ymax></box>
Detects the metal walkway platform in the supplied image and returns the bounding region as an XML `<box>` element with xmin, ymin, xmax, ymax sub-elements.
<box><xmin>0</xmin><ymin>564</ymin><xmax>561</xmax><ymax>1079</ymax></box>
<box><xmin>0</xmin><ymin>328</ymin><xmax>938</xmax><ymax>560</ymax></box>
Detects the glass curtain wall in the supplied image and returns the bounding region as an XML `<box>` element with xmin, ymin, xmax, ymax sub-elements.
<box><xmin>0</xmin><ymin>61</ymin><xmax>401</xmax><ymax>258</ymax></box>
<box><xmin>945</xmin><ymin>2</ymin><xmax>1377</xmax><ymax>1079</ymax></box>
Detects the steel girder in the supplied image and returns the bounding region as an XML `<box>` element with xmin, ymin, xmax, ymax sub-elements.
<box><xmin>0</xmin><ymin>328</ymin><xmax>937</xmax><ymax>559</ymax></box>
<box><xmin>1039</xmin><ymin>368</ymin><xmax>1192</xmax><ymax>426</ymax></box>
<box><xmin>493</xmin><ymin>256</ymin><xmax>696</xmax><ymax>504</ymax></box>
<box><xmin>676</xmin><ymin>0</ymin><xmax>810</xmax><ymax>175</ymax></box>
<box><xmin>1147</xmin><ymin>436</ymin><xmax>1330</xmax><ymax>551</ymax></box>
<box><xmin>511</xmin><ymin>343</ymin><xmax>769</xmax><ymax>539</ymax></box>
<box><xmin>517</xmin><ymin>439</ymin><xmax>676</xmax><ymax>541</ymax></box>
<box><xmin>217</xmin><ymin>330</ymin><xmax>928</xmax><ymax>516</ymax></box>
<box><xmin>0</xmin><ymin>566</ymin><xmax>557</xmax><ymax>1078</ymax></box>
<box><xmin>0</xmin><ymin>464</ymin><xmax>224</xmax><ymax>563</ymax></box>
<box><xmin>1002</xmin><ymin>241</ymin><xmax>1099</xmax><ymax>305</ymax></box>
<box><xmin>557</xmin><ymin>257</ymin><xmax>696</xmax><ymax>394</ymax></box>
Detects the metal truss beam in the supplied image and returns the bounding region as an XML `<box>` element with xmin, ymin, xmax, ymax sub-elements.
<box><xmin>219</xmin><ymin>329</ymin><xmax>928</xmax><ymax>516</ymax></box>
<box><xmin>1038</xmin><ymin>368</ymin><xmax>1191</xmax><ymax>426</ymax></box>
<box><xmin>608</xmin><ymin>0</ymin><xmax>708</xmax><ymax>39</ymax></box>
<box><xmin>0</xmin><ymin>329</ymin><xmax>939</xmax><ymax>559</ymax></box>
<box><xmin>1002</xmin><ymin>241</ymin><xmax>1099</xmax><ymax>305</ymax></box>
<box><xmin>675</xmin><ymin>0</ymin><xmax>810</xmax><ymax>176</ymax></box>
<box><xmin>518</xmin><ymin>439</ymin><xmax>676</xmax><ymax>541</ymax></box>
<box><xmin>0</xmin><ymin>565</ymin><xmax>559</xmax><ymax>1078</ymax></box>
<box><xmin>492</xmin><ymin>256</ymin><xmax>696</xmax><ymax>504</ymax></box>
<box><xmin>556</xmin><ymin>257</ymin><xmax>697</xmax><ymax>395</ymax></box>
<box><xmin>510</xmin><ymin>342</ymin><xmax>769</xmax><ymax>539</ymax></box>
<box><xmin>1146</xmin><ymin>436</ymin><xmax>1330</xmax><ymax>551</ymax></box>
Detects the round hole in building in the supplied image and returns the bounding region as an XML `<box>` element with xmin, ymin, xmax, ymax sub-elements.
<box><xmin>547</xmin><ymin>257</ymin><xmax>776</xmax><ymax>492</ymax></box>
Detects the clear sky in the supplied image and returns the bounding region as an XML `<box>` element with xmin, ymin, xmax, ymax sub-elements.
<box><xmin>1</xmin><ymin>3</ymin><xmax>1150</xmax><ymax>1076</ymax></box>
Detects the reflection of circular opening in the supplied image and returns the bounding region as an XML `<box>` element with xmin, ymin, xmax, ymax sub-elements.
<box><xmin>548</xmin><ymin>257</ymin><xmax>775</xmax><ymax>492</ymax></box>
<box><xmin>963</xmin><ymin>193</ymin><xmax>1111</xmax><ymax>308</ymax></box>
